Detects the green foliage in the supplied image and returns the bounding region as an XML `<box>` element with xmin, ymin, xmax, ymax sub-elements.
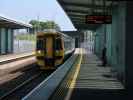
<box><xmin>29</xmin><ymin>20</ymin><xmax>60</xmax><ymax>32</ymax></box>
<box><xmin>15</xmin><ymin>34</ymin><xmax>36</xmax><ymax>41</ymax></box>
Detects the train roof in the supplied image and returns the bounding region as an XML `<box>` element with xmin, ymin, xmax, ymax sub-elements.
<box><xmin>37</xmin><ymin>31</ymin><xmax>58</xmax><ymax>36</ymax></box>
<box><xmin>37</xmin><ymin>31</ymin><xmax>73</xmax><ymax>40</ymax></box>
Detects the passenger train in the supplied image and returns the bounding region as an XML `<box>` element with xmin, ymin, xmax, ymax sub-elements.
<box><xmin>36</xmin><ymin>30</ymin><xmax>75</xmax><ymax>70</ymax></box>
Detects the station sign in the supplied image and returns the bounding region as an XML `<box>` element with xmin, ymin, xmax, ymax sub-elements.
<box><xmin>85</xmin><ymin>15</ymin><xmax>112</xmax><ymax>24</ymax></box>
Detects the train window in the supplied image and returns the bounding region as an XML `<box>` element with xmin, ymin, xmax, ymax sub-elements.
<box><xmin>55</xmin><ymin>38</ymin><xmax>62</xmax><ymax>50</ymax></box>
<box><xmin>36</xmin><ymin>39</ymin><xmax>44</xmax><ymax>50</ymax></box>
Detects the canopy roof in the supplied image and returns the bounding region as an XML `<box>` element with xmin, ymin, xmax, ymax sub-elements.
<box><xmin>0</xmin><ymin>15</ymin><xmax>32</xmax><ymax>29</ymax></box>
<box><xmin>57</xmin><ymin>0</ymin><xmax>115</xmax><ymax>30</ymax></box>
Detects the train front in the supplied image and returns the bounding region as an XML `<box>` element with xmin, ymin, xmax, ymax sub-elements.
<box><xmin>36</xmin><ymin>32</ymin><xmax>64</xmax><ymax>70</ymax></box>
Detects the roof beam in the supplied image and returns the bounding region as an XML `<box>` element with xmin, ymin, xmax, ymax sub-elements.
<box><xmin>65</xmin><ymin>9</ymin><xmax>90</xmax><ymax>14</ymax></box>
<box><xmin>0</xmin><ymin>16</ymin><xmax>32</xmax><ymax>28</ymax></box>
<box><xmin>60</xmin><ymin>1</ymin><xmax>110</xmax><ymax>10</ymax></box>
<box><xmin>67</xmin><ymin>12</ymin><xmax>87</xmax><ymax>16</ymax></box>
<box><xmin>65</xmin><ymin>8</ymin><xmax>109</xmax><ymax>15</ymax></box>
<box><xmin>70</xmin><ymin>16</ymin><xmax>85</xmax><ymax>19</ymax></box>
<box><xmin>74</xmin><ymin>24</ymin><xmax>99</xmax><ymax>30</ymax></box>
<box><xmin>68</xmin><ymin>13</ymin><xmax>85</xmax><ymax>17</ymax></box>
<box><xmin>72</xmin><ymin>20</ymin><xmax>85</xmax><ymax>24</ymax></box>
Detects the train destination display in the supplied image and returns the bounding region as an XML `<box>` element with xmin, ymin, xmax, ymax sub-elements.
<box><xmin>85</xmin><ymin>15</ymin><xmax>112</xmax><ymax>24</ymax></box>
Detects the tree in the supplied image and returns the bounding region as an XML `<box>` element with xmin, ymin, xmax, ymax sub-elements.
<box><xmin>29</xmin><ymin>20</ymin><xmax>61</xmax><ymax>33</ymax></box>
<box><xmin>29</xmin><ymin>20</ymin><xmax>40</xmax><ymax>33</ymax></box>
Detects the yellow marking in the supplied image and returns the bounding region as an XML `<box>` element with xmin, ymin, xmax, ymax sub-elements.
<box><xmin>64</xmin><ymin>48</ymin><xmax>83</xmax><ymax>100</ymax></box>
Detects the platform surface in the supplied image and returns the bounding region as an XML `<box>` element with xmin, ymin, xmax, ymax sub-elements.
<box><xmin>50</xmin><ymin>48</ymin><xmax>125</xmax><ymax>100</ymax></box>
<box><xmin>0</xmin><ymin>52</ymin><xmax>34</xmax><ymax>63</ymax></box>
<box><xmin>69</xmin><ymin>48</ymin><xmax>125</xmax><ymax>100</ymax></box>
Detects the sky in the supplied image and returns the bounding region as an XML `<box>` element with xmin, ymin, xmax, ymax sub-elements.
<box><xmin>0</xmin><ymin>0</ymin><xmax>76</xmax><ymax>31</ymax></box>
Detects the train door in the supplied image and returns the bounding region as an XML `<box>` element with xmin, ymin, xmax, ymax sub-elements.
<box><xmin>45</xmin><ymin>36</ymin><xmax>54</xmax><ymax>67</ymax></box>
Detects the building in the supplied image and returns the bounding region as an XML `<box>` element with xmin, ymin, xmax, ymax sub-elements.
<box><xmin>0</xmin><ymin>15</ymin><xmax>32</xmax><ymax>55</ymax></box>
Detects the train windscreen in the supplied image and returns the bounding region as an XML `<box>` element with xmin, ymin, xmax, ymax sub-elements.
<box><xmin>55</xmin><ymin>38</ymin><xmax>62</xmax><ymax>50</ymax></box>
<box><xmin>36</xmin><ymin>39</ymin><xmax>44</xmax><ymax>50</ymax></box>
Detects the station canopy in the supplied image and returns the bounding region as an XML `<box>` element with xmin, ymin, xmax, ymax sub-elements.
<box><xmin>0</xmin><ymin>15</ymin><xmax>32</xmax><ymax>29</ymax></box>
<box><xmin>57</xmin><ymin>0</ymin><xmax>114</xmax><ymax>30</ymax></box>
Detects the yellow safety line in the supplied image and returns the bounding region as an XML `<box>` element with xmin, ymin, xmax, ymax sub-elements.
<box><xmin>64</xmin><ymin>48</ymin><xmax>83</xmax><ymax>100</ymax></box>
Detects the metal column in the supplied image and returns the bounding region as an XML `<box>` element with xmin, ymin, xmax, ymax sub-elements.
<box><xmin>1</xmin><ymin>28</ymin><xmax>6</xmax><ymax>54</ymax></box>
<box><xmin>7</xmin><ymin>29</ymin><xmax>13</xmax><ymax>53</ymax></box>
<box><xmin>0</xmin><ymin>28</ymin><xmax>1</xmax><ymax>54</ymax></box>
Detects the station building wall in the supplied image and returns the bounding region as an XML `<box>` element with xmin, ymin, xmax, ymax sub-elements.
<box><xmin>125</xmin><ymin>2</ymin><xmax>133</xmax><ymax>90</ymax></box>
<box><xmin>94</xmin><ymin>24</ymin><xmax>105</xmax><ymax>58</ymax></box>
<box><xmin>94</xmin><ymin>2</ymin><xmax>126</xmax><ymax>84</ymax></box>
<box><xmin>111</xmin><ymin>3</ymin><xmax>125</xmax><ymax>84</ymax></box>
<box><xmin>0</xmin><ymin>28</ymin><xmax>13</xmax><ymax>55</ymax></box>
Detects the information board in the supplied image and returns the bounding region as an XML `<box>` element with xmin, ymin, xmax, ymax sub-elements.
<box><xmin>85</xmin><ymin>15</ymin><xmax>112</xmax><ymax>24</ymax></box>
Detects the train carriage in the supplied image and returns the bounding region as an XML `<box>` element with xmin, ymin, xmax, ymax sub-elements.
<box><xmin>36</xmin><ymin>30</ymin><xmax>75</xmax><ymax>70</ymax></box>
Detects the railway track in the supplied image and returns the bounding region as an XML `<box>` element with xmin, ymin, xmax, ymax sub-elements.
<box><xmin>0</xmin><ymin>72</ymin><xmax>42</xmax><ymax>100</ymax></box>
<box><xmin>0</xmin><ymin>55</ymin><xmax>52</xmax><ymax>100</ymax></box>
<box><xmin>0</xmin><ymin>70</ymin><xmax>52</xmax><ymax>100</ymax></box>
<box><xmin>0</xmin><ymin>55</ymin><xmax>74</xmax><ymax>100</ymax></box>
<box><xmin>0</xmin><ymin>52</ymin><xmax>74</xmax><ymax>100</ymax></box>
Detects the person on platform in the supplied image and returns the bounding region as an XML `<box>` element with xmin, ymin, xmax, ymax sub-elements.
<box><xmin>101</xmin><ymin>46</ymin><xmax>107</xmax><ymax>66</ymax></box>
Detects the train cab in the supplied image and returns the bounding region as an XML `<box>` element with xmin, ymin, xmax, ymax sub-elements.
<box><xmin>36</xmin><ymin>32</ymin><xmax>64</xmax><ymax>70</ymax></box>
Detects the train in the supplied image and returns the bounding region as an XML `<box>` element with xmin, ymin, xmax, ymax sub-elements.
<box><xmin>36</xmin><ymin>30</ymin><xmax>75</xmax><ymax>70</ymax></box>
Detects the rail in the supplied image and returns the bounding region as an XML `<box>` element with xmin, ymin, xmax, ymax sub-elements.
<box><xmin>0</xmin><ymin>72</ymin><xmax>42</xmax><ymax>100</ymax></box>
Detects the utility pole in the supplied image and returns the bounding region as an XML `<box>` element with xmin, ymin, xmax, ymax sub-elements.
<box><xmin>37</xmin><ymin>14</ymin><xmax>40</xmax><ymax>32</ymax></box>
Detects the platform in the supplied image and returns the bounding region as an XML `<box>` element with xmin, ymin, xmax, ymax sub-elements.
<box><xmin>0</xmin><ymin>52</ymin><xmax>35</xmax><ymax>76</ymax></box>
<box><xmin>51</xmin><ymin>48</ymin><xmax>125</xmax><ymax>100</ymax></box>
<box><xmin>0</xmin><ymin>52</ymin><xmax>34</xmax><ymax>64</ymax></box>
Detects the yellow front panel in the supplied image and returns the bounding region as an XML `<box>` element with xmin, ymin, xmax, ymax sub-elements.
<box><xmin>55</xmin><ymin>59</ymin><xmax>63</xmax><ymax>66</ymax></box>
<box><xmin>46</xmin><ymin>37</ymin><xmax>53</xmax><ymax>58</ymax></box>
<box><xmin>36</xmin><ymin>32</ymin><xmax>66</xmax><ymax>70</ymax></box>
<box><xmin>55</xmin><ymin>50</ymin><xmax>64</xmax><ymax>57</ymax></box>
<box><xmin>36</xmin><ymin>51</ymin><xmax>45</xmax><ymax>56</ymax></box>
<box><xmin>37</xmin><ymin>60</ymin><xmax>45</xmax><ymax>66</ymax></box>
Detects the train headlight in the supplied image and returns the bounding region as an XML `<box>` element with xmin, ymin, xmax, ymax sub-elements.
<box><xmin>56</xmin><ymin>51</ymin><xmax>59</xmax><ymax>54</ymax></box>
<box><xmin>38</xmin><ymin>50</ymin><xmax>41</xmax><ymax>54</ymax></box>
